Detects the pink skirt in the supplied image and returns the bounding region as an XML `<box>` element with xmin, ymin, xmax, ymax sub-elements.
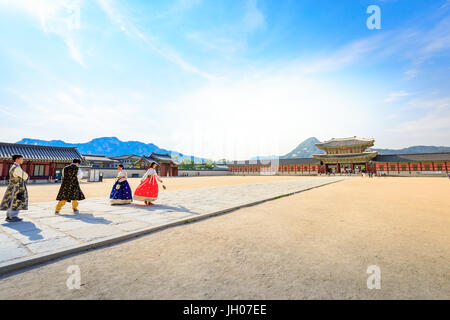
<box><xmin>133</xmin><ymin>176</ymin><xmax>158</xmax><ymax>202</ymax></box>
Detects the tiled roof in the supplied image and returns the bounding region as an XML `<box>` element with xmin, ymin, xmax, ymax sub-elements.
<box><xmin>82</xmin><ymin>154</ymin><xmax>118</xmax><ymax>162</ymax></box>
<box><xmin>110</xmin><ymin>154</ymin><xmax>141</xmax><ymax>160</ymax></box>
<box><xmin>149</xmin><ymin>153</ymin><xmax>180</xmax><ymax>165</ymax></box>
<box><xmin>149</xmin><ymin>153</ymin><xmax>172</xmax><ymax>161</ymax></box>
<box><xmin>142</xmin><ymin>156</ymin><xmax>160</xmax><ymax>166</ymax></box>
<box><xmin>315</xmin><ymin>137</ymin><xmax>375</xmax><ymax>148</ymax></box>
<box><xmin>374</xmin><ymin>153</ymin><xmax>450</xmax><ymax>162</ymax></box>
<box><xmin>0</xmin><ymin>142</ymin><xmax>82</xmax><ymax>162</ymax></box>
<box><xmin>313</xmin><ymin>152</ymin><xmax>377</xmax><ymax>159</ymax></box>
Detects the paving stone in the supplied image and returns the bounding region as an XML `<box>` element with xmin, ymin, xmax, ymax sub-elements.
<box><xmin>6</xmin><ymin>227</ymin><xmax>66</xmax><ymax>245</ymax></box>
<box><xmin>68</xmin><ymin>225</ymin><xmax>124</xmax><ymax>242</ymax></box>
<box><xmin>0</xmin><ymin>177</ymin><xmax>344</xmax><ymax>269</ymax></box>
<box><xmin>0</xmin><ymin>233</ymin><xmax>29</xmax><ymax>262</ymax></box>
<box><xmin>114</xmin><ymin>221</ymin><xmax>152</xmax><ymax>232</ymax></box>
<box><xmin>25</xmin><ymin>236</ymin><xmax>81</xmax><ymax>254</ymax></box>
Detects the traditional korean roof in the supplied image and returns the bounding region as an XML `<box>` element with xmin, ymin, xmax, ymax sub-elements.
<box><xmin>315</xmin><ymin>137</ymin><xmax>375</xmax><ymax>149</ymax></box>
<box><xmin>0</xmin><ymin>142</ymin><xmax>82</xmax><ymax>162</ymax></box>
<box><xmin>82</xmin><ymin>154</ymin><xmax>118</xmax><ymax>163</ymax></box>
<box><xmin>141</xmin><ymin>156</ymin><xmax>160</xmax><ymax>166</ymax></box>
<box><xmin>313</xmin><ymin>152</ymin><xmax>377</xmax><ymax>159</ymax></box>
<box><xmin>374</xmin><ymin>152</ymin><xmax>450</xmax><ymax>162</ymax></box>
<box><xmin>313</xmin><ymin>151</ymin><xmax>378</xmax><ymax>164</ymax></box>
<box><xmin>110</xmin><ymin>154</ymin><xmax>142</xmax><ymax>160</ymax></box>
<box><xmin>148</xmin><ymin>153</ymin><xmax>180</xmax><ymax>165</ymax></box>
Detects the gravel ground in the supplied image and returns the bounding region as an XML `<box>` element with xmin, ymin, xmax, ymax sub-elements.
<box><xmin>0</xmin><ymin>176</ymin><xmax>449</xmax><ymax>299</ymax></box>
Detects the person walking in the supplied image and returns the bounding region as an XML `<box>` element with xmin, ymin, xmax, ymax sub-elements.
<box><xmin>133</xmin><ymin>162</ymin><xmax>164</xmax><ymax>206</ymax></box>
<box><xmin>0</xmin><ymin>154</ymin><xmax>29</xmax><ymax>222</ymax></box>
<box><xmin>55</xmin><ymin>159</ymin><xmax>85</xmax><ymax>214</ymax></box>
<box><xmin>109</xmin><ymin>164</ymin><xmax>133</xmax><ymax>204</ymax></box>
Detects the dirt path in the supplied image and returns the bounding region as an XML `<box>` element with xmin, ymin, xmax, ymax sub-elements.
<box><xmin>0</xmin><ymin>177</ymin><xmax>449</xmax><ymax>299</ymax></box>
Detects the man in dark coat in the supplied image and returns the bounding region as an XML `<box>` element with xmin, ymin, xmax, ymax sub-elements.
<box><xmin>55</xmin><ymin>159</ymin><xmax>85</xmax><ymax>214</ymax></box>
<box><xmin>0</xmin><ymin>154</ymin><xmax>29</xmax><ymax>222</ymax></box>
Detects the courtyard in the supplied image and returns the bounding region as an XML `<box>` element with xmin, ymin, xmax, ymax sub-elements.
<box><xmin>0</xmin><ymin>176</ymin><xmax>449</xmax><ymax>299</ymax></box>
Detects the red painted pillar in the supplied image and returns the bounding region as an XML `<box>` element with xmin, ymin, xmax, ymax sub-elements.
<box><xmin>52</xmin><ymin>162</ymin><xmax>57</xmax><ymax>178</ymax></box>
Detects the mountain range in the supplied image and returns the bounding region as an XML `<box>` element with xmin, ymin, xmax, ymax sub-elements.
<box><xmin>16</xmin><ymin>137</ymin><xmax>207</xmax><ymax>162</ymax></box>
<box><xmin>14</xmin><ymin>136</ymin><xmax>450</xmax><ymax>162</ymax></box>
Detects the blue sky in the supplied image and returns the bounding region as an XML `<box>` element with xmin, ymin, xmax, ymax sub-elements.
<box><xmin>0</xmin><ymin>0</ymin><xmax>449</xmax><ymax>160</ymax></box>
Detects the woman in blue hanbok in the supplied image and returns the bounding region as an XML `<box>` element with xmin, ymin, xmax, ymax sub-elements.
<box><xmin>110</xmin><ymin>165</ymin><xmax>133</xmax><ymax>204</ymax></box>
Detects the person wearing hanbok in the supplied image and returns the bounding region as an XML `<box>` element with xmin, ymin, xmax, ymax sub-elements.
<box><xmin>133</xmin><ymin>162</ymin><xmax>163</xmax><ymax>205</ymax></box>
<box><xmin>55</xmin><ymin>159</ymin><xmax>85</xmax><ymax>214</ymax></box>
<box><xmin>110</xmin><ymin>164</ymin><xmax>132</xmax><ymax>204</ymax></box>
<box><xmin>0</xmin><ymin>154</ymin><xmax>29</xmax><ymax>222</ymax></box>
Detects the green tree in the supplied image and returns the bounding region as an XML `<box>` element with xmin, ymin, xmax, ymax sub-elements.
<box><xmin>180</xmin><ymin>158</ymin><xmax>195</xmax><ymax>170</ymax></box>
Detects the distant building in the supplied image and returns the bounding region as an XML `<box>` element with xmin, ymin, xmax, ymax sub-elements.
<box><xmin>81</xmin><ymin>154</ymin><xmax>119</xmax><ymax>169</ymax></box>
<box><xmin>313</xmin><ymin>137</ymin><xmax>378</xmax><ymax>174</ymax></box>
<box><xmin>0</xmin><ymin>142</ymin><xmax>83</xmax><ymax>182</ymax></box>
<box><xmin>146</xmin><ymin>152</ymin><xmax>180</xmax><ymax>177</ymax></box>
<box><xmin>110</xmin><ymin>154</ymin><xmax>149</xmax><ymax>169</ymax></box>
<box><xmin>110</xmin><ymin>153</ymin><xmax>180</xmax><ymax>176</ymax></box>
<box><xmin>228</xmin><ymin>137</ymin><xmax>450</xmax><ymax>176</ymax></box>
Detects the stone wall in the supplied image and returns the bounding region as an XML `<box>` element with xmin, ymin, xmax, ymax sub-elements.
<box><xmin>376</xmin><ymin>170</ymin><xmax>448</xmax><ymax>177</ymax></box>
<box><xmin>178</xmin><ymin>170</ymin><xmax>230</xmax><ymax>177</ymax></box>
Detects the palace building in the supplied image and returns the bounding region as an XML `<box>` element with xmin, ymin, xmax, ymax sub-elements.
<box><xmin>0</xmin><ymin>142</ymin><xmax>83</xmax><ymax>183</ymax></box>
<box><xmin>147</xmin><ymin>152</ymin><xmax>180</xmax><ymax>177</ymax></box>
<box><xmin>228</xmin><ymin>137</ymin><xmax>450</xmax><ymax>176</ymax></box>
<box><xmin>313</xmin><ymin>137</ymin><xmax>378</xmax><ymax>174</ymax></box>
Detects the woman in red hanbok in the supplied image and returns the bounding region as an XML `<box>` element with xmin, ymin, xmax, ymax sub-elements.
<box><xmin>133</xmin><ymin>162</ymin><xmax>163</xmax><ymax>205</ymax></box>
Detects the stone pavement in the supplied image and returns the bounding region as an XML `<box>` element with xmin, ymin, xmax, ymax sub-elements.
<box><xmin>0</xmin><ymin>177</ymin><xmax>344</xmax><ymax>274</ymax></box>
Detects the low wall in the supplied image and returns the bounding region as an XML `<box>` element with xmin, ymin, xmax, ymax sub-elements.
<box><xmin>87</xmin><ymin>168</ymin><xmax>148</xmax><ymax>179</ymax></box>
<box><xmin>230</xmin><ymin>172</ymin><xmax>319</xmax><ymax>176</ymax></box>
<box><xmin>0</xmin><ymin>178</ymin><xmax>56</xmax><ymax>185</ymax></box>
<box><xmin>178</xmin><ymin>170</ymin><xmax>231</xmax><ymax>177</ymax></box>
<box><xmin>376</xmin><ymin>170</ymin><xmax>449</xmax><ymax>177</ymax></box>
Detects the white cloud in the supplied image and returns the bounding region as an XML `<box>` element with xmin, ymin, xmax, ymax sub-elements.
<box><xmin>97</xmin><ymin>0</ymin><xmax>213</xmax><ymax>80</ymax></box>
<box><xmin>243</xmin><ymin>0</ymin><xmax>266</xmax><ymax>33</ymax></box>
<box><xmin>185</xmin><ymin>0</ymin><xmax>265</xmax><ymax>57</ymax></box>
<box><xmin>388</xmin><ymin>97</ymin><xmax>450</xmax><ymax>143</ymax></box>
<box><xmin>383</xmin><ymin>91</ymin><xmax>411</xmax><ymax>103</ymax></box>
<box><xmin>0</xmin><ymin>0</ymin><xmax>85</xmax><ymax>67</ymax></box>
<box><xmin>296</xmin><ymin>35</ymin><xmax>386</xmax><ymax>75</ymax></box>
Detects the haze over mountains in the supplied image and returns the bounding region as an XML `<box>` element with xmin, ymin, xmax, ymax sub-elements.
<box><xmin>15</xmin><ymin>136</ymin><xmax>450</xmax><ymax>161</ymax></box>
<box><xmin>16</xmin><ymin>137</ymin><xmax>207</xmax><ymax>162</ymax></box>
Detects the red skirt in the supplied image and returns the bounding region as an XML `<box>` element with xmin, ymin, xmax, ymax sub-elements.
<box><xmin>133</xmin><ymin>176</ymin><xmax>158</xmax><ymax>202</ymax></box>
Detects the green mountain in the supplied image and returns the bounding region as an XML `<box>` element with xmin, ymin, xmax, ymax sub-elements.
<box><xmin>282</xmin><ymin>137</ymin><xmax>323</xmax><ymax>158</ymax></box>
